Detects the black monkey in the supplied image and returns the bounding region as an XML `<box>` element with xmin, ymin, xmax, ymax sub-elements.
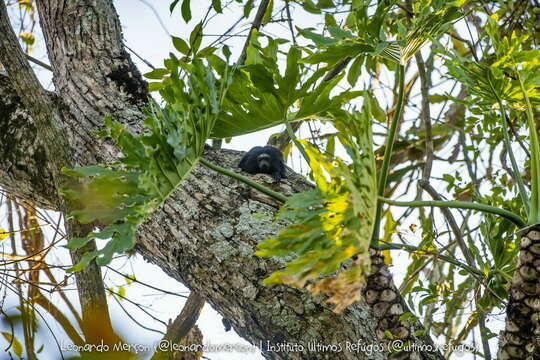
<box><xmin>239</xmin><ymin>146</ymin><xmax>286</xmax><ymax>182</ymax></box>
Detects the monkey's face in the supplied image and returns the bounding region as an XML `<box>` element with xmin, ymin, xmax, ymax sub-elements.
<box><xmin>257</xmin><ymin>153</ymin><xmax>271</xmax><ymax>173</ymax></box>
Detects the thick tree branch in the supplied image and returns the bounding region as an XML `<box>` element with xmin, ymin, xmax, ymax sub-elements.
<box><xmin>136</xmin><ymin>149</ymin><xmax>383</xmax><ymax>360</ymax></box>
<box><xmin>165</xmin><ymin>292</ymin><xmax>205</xmax><ymax>342</ymax></box>
<box><xmin>152</xmin><ymin>292</ymin><xmax>205</xmax><ymax>360</ymax></box>
<box><xmin>0</xmin><ymin>75</ymin><xmax>115</xmax><ymax>344</ymax></box>
<box><xmin>0</xmin><ymin>8</ymin><xmax>118</xmax><ymax>343</ymax></box>
<box><xmin>35</xmin><ymin>0</ymin><xmax>148</xmax><ymax>167</ymax></box>
<box><xmin>0</xmin><ymin>1</ymin><xmax>69</xmax><ymax>189</ymax></box>
<box><xmin>0</xmin><ymin>74</ymin><xmax>57</xmax><ymax>208</ymax></box>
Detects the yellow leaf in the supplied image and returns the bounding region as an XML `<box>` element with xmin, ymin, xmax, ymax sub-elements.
<box><xmin>19</xmin><ymin>32</ymin><xmax>35</xmax><ymax>46</ymax></box>
<box><xmin>382</xmin><ymin>249</ymin><xmax>393</xmax><ymax>265</ymax></box>
<box><xmin>2</xmin><ymin>332</ymin><xmax>23</xmax><ymax>357</ymax></box>
<box><xmin>0</xmin><ymin>229</ymin><xmax>8</xmax><ymax>241</ymax></box>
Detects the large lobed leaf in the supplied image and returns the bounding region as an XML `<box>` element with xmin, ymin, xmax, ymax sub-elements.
<box><xmin>209</xmin><ymin>34</ymin><xmax>360</xmax><ymax>138</ymax></box>
<box><xmin>256</xmin><ymin>98</ymin><xmax>377</xmax><ymax>312</ymax></box>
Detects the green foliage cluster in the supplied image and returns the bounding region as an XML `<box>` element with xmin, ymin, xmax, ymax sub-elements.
<box><xmin>62</xmin><ymin>52</ymin><xmax>227</xmax><ymax>270</ymax></box>
<box><xmin>444</xmin><ymin>13</ymin><xmax>540</xmax><ymax>224</ymax></box>
<box><xmin>211</xmin><ymin>36</ymin><xmax>361</xmax><ymax>138</ymax></box>
<box><xmin>257</xmin><ymin>107</ymin><xmax>377</xmax><ymax>311</ymax></box>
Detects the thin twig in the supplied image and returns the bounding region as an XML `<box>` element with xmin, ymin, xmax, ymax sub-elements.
<box><xmin>108</xmin><ymin>288</ymin><xmax>168</xmax><ymax>327</ymax></box>
<box><xmin>25</xmin><ymin>54</ymin><xmax>52</xmax><ymax>71</ymax></box>
<box><xmin>238</xmin><ymin>0</ymin><xmax>271</xmax><ymax>65</ymax></box>
<box><xmin>135</xmin><ymin>0</ymin><xmax>171</xmax><ymax>36</ymax></box>
<box><xmin>124</xmin><ymin>43</ymin><xmax>155</xmax><ymax>70</ymax></box>
<box><xmin>284</xmin><ymin>1</ymin><xmax>296</xmax><ymax>45</ymax></box>
<box><xmin>105</xmin><ymin>266</ymin><xmax>189</xmax><ymax>298</ymax></box>
<box><xmin>111</xmin><ymin>292</ymin><xmax>164</xmax><ymax>335</ymax></box>
<box><xmin>415</xmin><ymin>52</ymin><xmax>433</xmax><ymax>182</ymax></box>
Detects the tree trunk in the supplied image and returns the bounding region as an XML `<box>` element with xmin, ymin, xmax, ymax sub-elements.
<box><xmin>0</xmin><ymin>0</ymin><xmax>119</xmax><ymax>346</ymax></box>
<box><xmin>498</xmin><ymin>225</ymin><xmax>540</xmax><ymax>359</ymax></box>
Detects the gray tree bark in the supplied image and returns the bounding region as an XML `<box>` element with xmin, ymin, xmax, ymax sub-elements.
<box><xmin>498</xmin><ymin>225</ymin><xmax>540</xmax><ymax>360</ymax></box>
<box><xmin>0</xmin><ymin>1</ymin><xmax>445</xmax><ymax>359</ymax></box>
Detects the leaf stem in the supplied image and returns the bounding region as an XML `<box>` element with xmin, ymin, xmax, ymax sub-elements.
<box><xmin>487</xmin><ymin>70</ymin><xmax>529</xmax><ymax>216</ymax></box>
<box><xmin>517</xmin><ymin>70</ymin><xmax>540</xmax><ymax>225</ymax></box>
<box><xmin>379</xmin><ymin>197</ymin><xmax>525</xmax><ymax>228</ymax></box>
<box><xmin>285</xmin><ymin>120</ymin><xmax>310</xmax><ymax>164</ymax></box>
<box><xmin>371</xmin><ymin>64</ymin><xmax>406</xmax><ymax>245</ymax></box>
<box><xmin>375</xmin><ymin>242</ymin><xmax>484</xmax><ymax>277</ymax></box>
<box><xmin>199</xmin><ymin>157</ymin><xmax>288</xmax><ymax>203</ymax></box>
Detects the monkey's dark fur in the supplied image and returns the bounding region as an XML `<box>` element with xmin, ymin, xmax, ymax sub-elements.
<box><xmin>239</xmin><ymin>146</ymin><xmax>286</xmax><ymax>182</ymax></box>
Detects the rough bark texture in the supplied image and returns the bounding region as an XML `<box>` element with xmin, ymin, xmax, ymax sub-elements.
<box><xmin>0</xmin><ymin>1</ymin><xmax>69</xmax><ymax>183</ymax></box>
<box><xmin>498</xmin><ymin>225</ymin><xmax>540</xmax><ymax>360</ymax></box>
<box><xmin>152</xmin><ymin>292</ymin><xmax>205</xmax><ymax>360</ymax></box>
<box><xmin>365</xmin><ymin>250</ymin><xmax>443</xmax><ymax>360</ymax></box>
<box><xmin>175</xmin><ymin>326</ymin><xmax>204</xmax><ymax>360</ymax></box>
<box><xmin>35</xmin><ymin>0</ymin><xmax>148</xmax><ymax>170</ymax></box>
<box><xmin>0</xmin><ymin>75</ymin><xmax>56</xmax><ymax>207</ymax></box>
<box><xmin>1</xmin><ymin>0</ymin><xmax>119</xmax><ymax>345</ymax></box>
<box><xmin>0</xmin><ymin>1</ymin><xmax>451</xmax><ymax>359</ymax></box>
<box><xmin>137</xmin><ymin>150</ymin><xmax>382</xmax><ymax>359</ymax></box>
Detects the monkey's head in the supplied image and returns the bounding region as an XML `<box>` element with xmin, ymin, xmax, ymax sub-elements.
<box><xmin>257</xmin><ymin>153</ymin><xmax>272</xmax><ymax>173</ymax></box>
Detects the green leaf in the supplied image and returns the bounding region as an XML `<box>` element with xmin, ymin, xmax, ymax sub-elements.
<box><xmin>189</xmin><ymin>23</ymin><xmax>203</xmax><ymax>54</ymax></box>
<box><xmin>278</xmin><ymin>46</ymin><xmax>302</xmax><ymax>104</ymax></box>
<box><xmin>297</xmin><ymin>27</ymin><xmax>338</xmax><ymax>46</ymax></box>
<box><xmin>299</xmin><ymin>0</ymin><xmax>320</xmax><ymax>14</ymax></box>
<box><xmin>256</xmin><ymin>103</ymin><xmax>377</xmax><ymax>312</ymax></box>
<box><xmin>324</xmin><ymin>13</ymin><xmax>337</xmax><ymax>28</ymax></box>
<box><xmin>262</xmin><ymin>0</ymin><xmax>274</xmax><ymax>25</ymax></box>
<box><xmin>327</xmin><ymin>26</ymin><xmax>354</xmax><ymax>40</ymax></box>
<box><xmin>302</xmin><ymin>43</ymin><xmax>373</xmax><ymax>66</ymax></box>
<box><xmin>66</xmin><ymin>236</ymin><xmax>94</xmax><ymax>250</ymax></box>
<box><xmin>367</xmin><ymin>91</ymin><xmax>386</xmax><ymax>122</ymax></box>
<box><xmin>317</xmin><ymin>0</ymin><xmax>334</xmax><ymax>9</ymax></box>
<box><xmin>244</xmin><ymin>0</ymin><xmax>254</xmax><ymax>18</ymax></box>
<box><xmin>172</xmin><ymin>36</ymin><xmax>190</xmax><ymax>55</ymax></box>
<box><xmin>212</xmin><ymin>0</ymin><xmax>222</xmax><ymax>13</ymax></box>
<box><xmin>148</xmin><ymin>82</ymin><xmax>165</xmax><ymax>92</ymax></box>
<box><xmin>222</xmin><ymin>45</ymin><xmax>231</xmax><ymax>60</ymax></box>
<box><xmin>144</xmin><ymin>68</ymin><xmax>170</xmax><ymax>80</ymax></box>
<box><xmin>210</xmin><ymin>48</ymin><xmax>360</xmax><ymax>139</ymax></box>
<box><xmin>181</xmin><ymin>0</ymin><xmax>192</xmax><ymax>22</ymax></box>
<box><xmin>169</xmin><ymin>0</ymin><xmax>180</xmax><ymax>13</ymax></box>
<box><xmin>401</xmin><ymin>7</ymin><xmax>462</xmax><ymax>64</ymax></box>
<box><xmin>347</xmin><ymin>55</ymin><xmax>364</xmax><ymax>87</ymax></box>
<box><xmin>69</xmin><ymin>250</ymin><xmax>100</xmax><ymax>272</ymax></box>
<box><xmin>197</xmin><ymin>46</ymin><xmax>217</xmax><ymax>58</ymax></box>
